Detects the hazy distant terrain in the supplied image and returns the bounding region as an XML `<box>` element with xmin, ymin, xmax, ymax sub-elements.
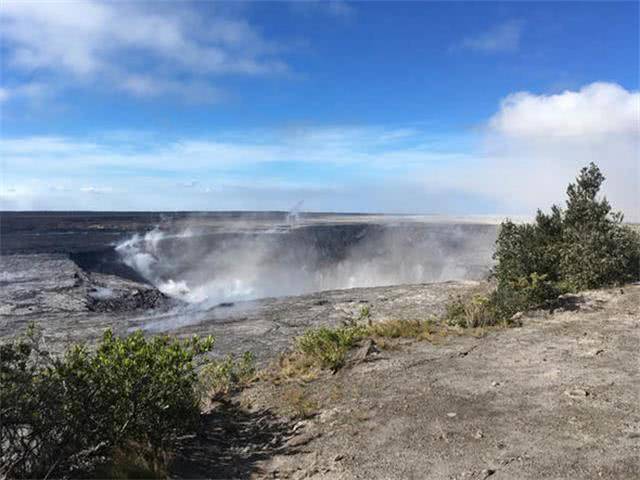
<box><xmin>0</xmin><ymin>211</ymin><xmax>498</xmax><ymax>355</ymax></box>
<box><xmin>1</xmin><ymin>212</ymin><xmax>498</xmax><ymax>307</ymax></box>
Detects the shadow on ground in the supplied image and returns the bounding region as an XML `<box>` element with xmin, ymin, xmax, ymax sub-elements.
<box><xmin>549</xmin><ymin>292</ymin><xmax>606</xmax><ymax>313</ymax></box>
<box><xmin>171</xmin><ymin>401</ymin><xmax>295</xmax><ymax>479</ymax></box>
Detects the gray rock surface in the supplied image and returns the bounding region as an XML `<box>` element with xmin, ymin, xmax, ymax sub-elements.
<box><xmin>0</xmin><ymin>253</ymin><xmax>478</xmax><ymax>362</ymax></box>
<box><xmin>239</xmin><ymin>285</ymin><xmax>640</xmax><ymax>479</ymax></box>
<box><xmin>0</xmin><ymin>254</ymin><xmax>172</xmax><ymax>316</ymax></box>
<box><xmin>0</xmin><ymin>254</ymin><xmax>174</xmax><ymax>352</ymax></box>
<box><xmin>3</xmin><ymin>251</ymin><xmax>637</xmax><ymax>479</ymax></box>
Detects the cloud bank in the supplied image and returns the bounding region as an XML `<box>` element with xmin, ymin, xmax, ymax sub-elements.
<box><xmin>487</xmin><ymin>83</ymin><xmax>638</xmax><ymax>220</ymax></box>
<box><xmin>1</xmin><ymin>83</ymin><xmax>638</xmax><ymax>220</ymax></box>
<box><xmin>489</xmin><ymin>82</ymin><xmax>638</xmax><ymax>137</ymax></box>
<box><xmin>0</xmin><ymin>0</ymin><xmax>287</xmax><ymax>102</ymax></box>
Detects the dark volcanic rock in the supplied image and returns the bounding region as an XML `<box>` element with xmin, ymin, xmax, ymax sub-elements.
<box><xmin>86</xmin><ymin>273</ymin><xmax>172</xmax><ymax>312</ymax></box>
<box><xmin>71</xmin><ymin>249</ymin><xmax>151</xmax><ymax>284</ymax></box>
<box><xmin>0</xmin><ymin>254</ymin><xmax>172</xmax><ymax>317</ymax></box>
<box><xmin>1</xmin><ymin>254</ymin><xmax>90</xmax><ymax>315</ymax></box>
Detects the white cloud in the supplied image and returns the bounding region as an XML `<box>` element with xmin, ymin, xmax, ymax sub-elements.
<box><xmin>1</xmin><ymin>83</ymin><xmax>637</xmax><ymax>219</ymax></box>
<box><xmin>119</xmin><ymin>75</ymin><xmax>223</xmax><ymax>104</ymax></box>
<box><xmin>488</xmin><ymin>82</ymin><xmax>639</xmax><ymax>138</ymax></box>
<box><xmin>420</xmin><ymin>82</ymin><xmax>639</xmax><ymax>221</ymax></box>
<box><xmin>489</xmin><ymin>82</ymin><xmax>638</xmax><ymax>219</ymax></box>
<box><xmin>457</xmin><ymin>20</ymin><xmax>523</xmax><ymax>53</ymax></box>
<box><xmin>0</xmin><ymin>175</ymin><xmax>345</xmax><ymax>212</ymax></box>
<box><xmin>0</xmin><ymin>0</ymin><xmax>288</xmax><ymax>101</ymax></box>
<box><xmin>1</xmin><ymin>136</ymin><xmax>101</xmax><ymax>156</ymax></box>
<box><xmin>0</xmin><ymin>126</ymin><xmax>426</xmax><ymax>174</ymax></box>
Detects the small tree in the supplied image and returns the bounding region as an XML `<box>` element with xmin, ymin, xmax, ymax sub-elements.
<box><xmin>559</xmin><ymin>163</ymin><xmax>639</xmax><ymax>290</ymax></box>
<box><xmin>489</xmin><ymin>162</ymin><xmax>640</xmax><ymax>320</ymax></box>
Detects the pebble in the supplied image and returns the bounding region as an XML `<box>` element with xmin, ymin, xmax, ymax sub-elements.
<box><xmin>285</xmin><ymin>432</ymin><xmax>319</xmax><ymax>448</ymax></box>
<box><xmin>292</xmin><ymin>421</ymin><xmax>307</xmax><ymax>432</ymax></box>
<box><xmin>446</xmin><ymin>412</ymin><xmax>457</xmax><ymax>418</ymax></box>
<box><xmin>474</xmin><ymin>430</ymin><xmax>484</xmax><ymax>439</ymax></box>
<box><xmin>491</xmin><ymin>381</ymin><xmax>500</xmax><ymax>387</ymax></box>
<box><xmin>564</xmin><ymin>388</ymin><xmax>589</xmax><ymax>398</ymax></box>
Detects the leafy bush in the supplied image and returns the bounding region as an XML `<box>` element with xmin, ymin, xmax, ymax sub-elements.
<box><xmin>488</xmin><ymin>162</ymin><xmax>640</xmax><ymax>321</ymax></box>
<box><xmin>488</xmin><ymin>272</ymin><xmax>562</xmax><ymax>320</ymax></box>
<box><xmin>199</xmin><ymin>351</ymin><xmax>256</xmax><ymax>399</ymax></box>
<box><xmin>278</xmin><ymin>316</ymin><xmax>442</xmax><ymax>378</ymax></box>
<box><xmin>445</xmin><ymin>294</ymin><xmax>498</xmax><ymax>328</ymax></box>
<box><xmin>0</xmin><ymin>326</ymin><xmax>214</xmax><ymax>479</ymax></box>
<box><xmin>296</xmin><ymin>325</ymin><xmax>366</xmax><ymax>371</ymax></box>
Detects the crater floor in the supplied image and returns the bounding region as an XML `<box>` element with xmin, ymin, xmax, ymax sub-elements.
<box><xmin>0</xmin><ymin>252</ymin><xmax>478</xmax><ymax>362</ymax></box>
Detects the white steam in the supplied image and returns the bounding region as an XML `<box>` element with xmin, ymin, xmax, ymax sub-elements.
<box><xmin>115</xmin><ymin>219</ymin><xmax>496</xmax><ymax>308</ymax></box>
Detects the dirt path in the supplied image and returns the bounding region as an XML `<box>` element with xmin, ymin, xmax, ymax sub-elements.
<box><xmin>217</xmin><ymin>285</ymin><xmax>640</xmax><ymax>479</ymax></box>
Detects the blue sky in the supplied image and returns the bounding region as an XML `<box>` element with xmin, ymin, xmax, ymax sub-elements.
<box><xmin>1</xmin><ymin>1</ymin><xmax>638</xmax><ymax>218</ymax></box>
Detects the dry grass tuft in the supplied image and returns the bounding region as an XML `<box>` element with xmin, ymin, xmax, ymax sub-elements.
<box><xmin>367</xmin><ymin>318</ymin><xmax>435</xmax><ymax>341</ymax></box>
<box><xmin>444</xmin><ymin>294</ymin><xmax>500</xmax><ymax>329</ymax></box>
<box><xmin>199</xmin><ymin>352</ymin><xmax>256</xmax><ymax>401</ymax></box>
<box><xmin>278</xmin><ymin>385</ymin><xmax>319</xmax><ymax>419</ymax></box>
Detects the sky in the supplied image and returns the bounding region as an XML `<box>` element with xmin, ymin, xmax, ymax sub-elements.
<box><xmin>1</xmin><ymin>0</ymin><xmax>638</xmax><ymax>219</ymax></box>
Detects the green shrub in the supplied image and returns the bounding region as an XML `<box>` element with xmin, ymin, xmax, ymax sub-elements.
<box><xmin>281</xmin><ymin>317</ymin><xmax>442</xmax><ymax>377</ymax></box>
<box><xmin>445</xmin><ymin>294</ymin><xmax>498</xmax><ymax>328</ymax></box>
<box><xmin>199</xmin><ymin>351</ymin><xmax>256</xmax><ymax>399</ymax></box>
<box><xmin>358</xmin><ymin>305</ymin><xmax>371</xmax><ymax>321</ymax></box>
<box><xmin>0</xmin><ymin>326</ymin><xmax>214</xmax><ymax>479</ymax></box>
<box><xmin>488</xmin><ymin>162</ymin><xmax>640</xmax><ymax>322</ymax></box>
<box><xmin>296</xmin><ymin>325</ymin><xmax>366</xmax><ymax>371</ymax></box>
<box><xmin>489</xmin><ymin>273</ymin><xmax>561</xmax><ymax>320</ymax></box>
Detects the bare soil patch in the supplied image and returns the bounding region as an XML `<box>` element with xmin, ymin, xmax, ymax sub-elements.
<box><xmin>202</xmin><ymin>285</ymin><xmax>640</xmax><ymax>479</ymax></box>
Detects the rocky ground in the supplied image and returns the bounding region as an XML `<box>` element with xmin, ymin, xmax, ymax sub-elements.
<box><xmin>0</xmin><ymin>253</ymin><xmax>477</xmax><ymax>360</ymax></box>
<box><xmin>174</xmin><ymin>285</ymin><xmax>640</xmax><ymax>480</ymax></box>
<box><xmin>0</xmin><ymin>254</ymin><xmax>171</xmax><ymax>320</ymax></box>
<box><xmin>1</xmin><ymin>252</ymin><xmax>638</xmax><ymax>479</ymax></box>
